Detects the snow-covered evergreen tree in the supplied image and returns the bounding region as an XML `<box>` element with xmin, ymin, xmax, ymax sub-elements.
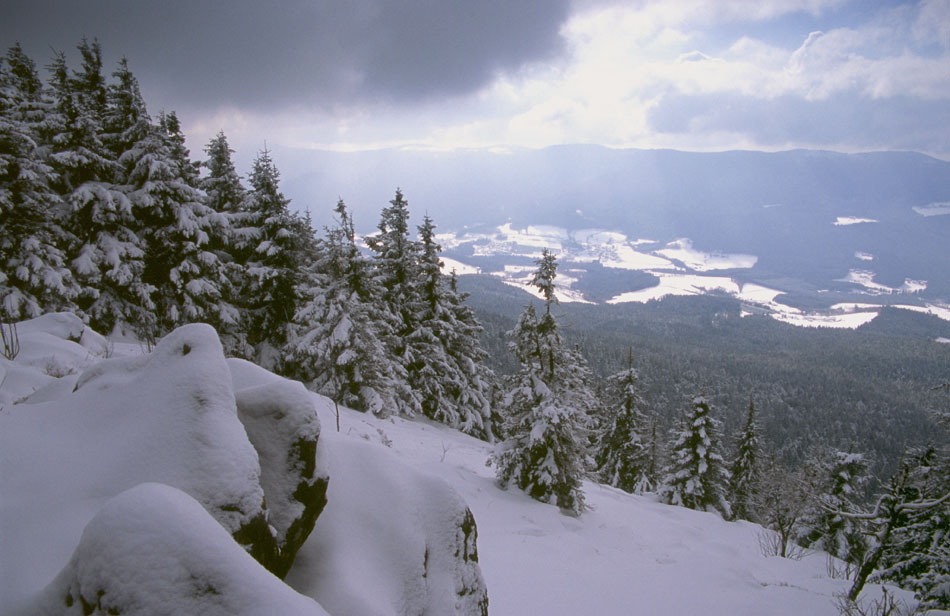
<box><xmin>797</xmin><ymin>448</ymin><xmax>870</xmax><ymax>564</ymax></box>
<box><xmin>198</xmin><ymin>130</ymin><xmax>247</xmax><ymax>355</ymax></box>
<box><xmin>441</xmin><ymin>269</ymin><xmax>497</xmax><ymax>439</ymax></box>
<box><xmin>492</xmin><ymin>251</ymin><xmax>593</xmax><ymax>515</ymax></box>
<box><xmin>238</xmin><ymin>147</ymin><xmax>308</xmax><ymax>363</ymax></box>
<box><xmin>112</xmin><ymin>73</ymin><xmax>234</xmax><ymax>341</ymax></box>
<box><xmin>875</xmin><ymin>445</ymin><xmax>950</xmax><ymax>609</ymax></box>
<box><xmin>365</xmin><ymin>188</ymin><xmax>422</xmax><ymax>415</ymax></box>
<box><xmin>404</xmin><ymin>215</ymin><xmax>495</xmax><ymax>436</ymax></box>
<box><xmin>729</xmin><ymin>397</ymin><xmax>761</xmax><ymax>521</ymax></box>
<box><xmin>659</xmin><ymin>396</ymin><xmax>732</xmax><ymax>517</ymax></box>
<box><xmin>291</xmin><ymin>199</ymin><xmax>402</xmax><ymax>416</ymax></box>
<box><xmin>48</xmin><ymin>41</ymin><xmax>148</xmax><ymax>334</ymax></box>
<box><xmin>201</xmin><ymin>130</ymin><xmax>245</xmax><ymax>215</ymax></box>
<box><xmin>0</xmin><ymin>43</ymin><xmax>76</xmax><ymax>319</ymax></box>
<box><xmin>596</xmin><ymin>351</ymin><xmax>652</xmax><ymax>494</ymax></box>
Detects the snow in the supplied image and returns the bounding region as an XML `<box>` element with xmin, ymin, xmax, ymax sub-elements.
<box><xmin>0</xmin><ymin>316</ymin><xmax>922</xmax><ymax>615</ymax></box>
<box><xmin>833</xmin><ymin>216</ymin><xmax>879</xmax><ymax>226</ymax></box>
<box><xmin>0</xmin><ymin>324</ymin><xmax>268</xmax><ymax>608</ymax></box>
<box><xmin>22</xmin><ymin>483</ymin><xmax>329</xmax><ymax>616</ymax></box>
<box><xmin>440</xmin><ymin>256</ymin><xmax>481</xmax><ymax>276</ymax></box>
<box><xmin>912</xmin><ymin>202</ymin><xmax>950</xmax><ymax>217</ymax></box>
<box><xmin>838</xmin><ymin>270</ymin><xmax>927</xmax><ymax>295</ymax></box>
<box><xmin>291</xmin><ymin>399</ymin><xmax>914</xmax><ymax>615</ymax></box>
<box><xmin>232</xmin><ymin>373</ymin><xmax>329</xmax><ymax>550</ymax></box>
<box><xmin>607</xmin><ymin>272</ymin><xmax>740</xmax><ymax>303</ymax></box>
<box><xmin>286</xmin><ymin>436</ymin><xmax>486</xmax><ymax>616</ymax></box>
<box><xmin>656</xmin><ymin>238</ymin><xmax>757</xmax><ymax>271</ymax></box>
<box><xmin>496</xmin><ymin>265</ymin><xmax>595</xmax><ymax>304</ymax></box>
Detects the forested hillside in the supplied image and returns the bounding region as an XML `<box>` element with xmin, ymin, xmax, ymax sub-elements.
<box><xmin>462</xmin><ymin>275</ymin><xmax>950</xmax><ymax>479</ymax></box>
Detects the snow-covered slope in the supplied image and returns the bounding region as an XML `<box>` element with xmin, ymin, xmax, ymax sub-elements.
<box><xmin>300</xmin><ymin>402</ymin><xmax>915</xmax><ymax>615</ymax></box>
<box><xmin>0</xmin><ymin>316</ymin><xmax>917</xmax><ymax>615</ymax></box>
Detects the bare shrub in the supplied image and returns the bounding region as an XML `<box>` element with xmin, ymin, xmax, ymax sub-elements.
<box><xmin>834</xmin><ymin>587</ymin><xmax>913</xmax><ymax>616</ymax></box>
<box><xmin>1</xmin><ymin>322</ymin><xmax>19</xmax><ymax>360</ymax></box>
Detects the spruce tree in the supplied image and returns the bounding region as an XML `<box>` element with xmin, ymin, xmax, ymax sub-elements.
<box><xmin>797</xmin><ymin>448</ymin><xmax>870</xmax><ymax>564</ymax></box>
<box><xmin>404</xmin><ymin>214</ymin><xmax>495</xmax><ymax>435</ymax></box>
<box><xmin>597</xmin><ymin>350</ymin><xmax>652</xmax><ymax>494</ymax></box>
<box><xmin>874</xmin><ymin>445</ymin><xmax>950</xmax><ymax>609</ymax></box>
<box><xmin>441</xmin><ymin>269</ymin><xmax>497</xmax><ymax>439</ymax></box>
<box><xmin>492</xmin><ymin>250</ymin><xmax>593</xmax><ymax>514</ymax></box>
<box><xmin>659</xmin><ymin>395</ymin><xmax>732</xmax><ymax>517</ymax></box>
<box><xmin>199</xmin><ymin>130</ymin><xmax>247</xmax><ymax>355</ymax></box>
<box><xmin>48</xmin><ymin>41</ymin><xmax>148</xmax><ymax>334</ymax></box>
<box><xmin>292</xmin><ymin>200</ymin><xmax>401</xmax><ymax>416</ymax></box>
<box><xmin>201</xmin><ymin>130</ymin><xmax>245</xmax><ymax>214</ymax></box>
<box><xmin>729</xmin><ymin>397</ymin><xmax>761</xmax><ymax>521</ymax></box>
<box><xmin>238</xmin><ymin>147</ymin><xmax>307</xmax><ymax>364</ymax></box>
<box><xmin>113</xmin><ymin>77</ymin><xmax>233</xmax><ymax>341</ymax></box>
<box><xmin>0</xmin><ymin>44</ymin><xmax>76</xmax><ymax>319</ymax></box>
<box><xmin>365</xmin><ymin>188</ymin><xmax>422</xmax><ymax>415</ymax></box>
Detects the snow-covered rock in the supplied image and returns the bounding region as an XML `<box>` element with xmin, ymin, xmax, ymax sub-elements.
<box><xmin>21</xmin><ymin>483</ymin><xmax>329</xmax><ymax>616</ymax></box>
<box><xmin>232</xmin><ymin>365</ymin><xmax>330</xmax><ymax>578</ymax></box>
<box><xmin>287</xmin><ymin>437</ymin><xmax>489</xmax><ymax>616</ymax></box>
<box><xmin>1</xmin><ymin>324</ymin><xmax>278</xmax><ymax>607</ymax></box>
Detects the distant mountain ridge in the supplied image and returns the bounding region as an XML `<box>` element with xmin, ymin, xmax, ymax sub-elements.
<box><xmin>278</xmin><ymin>145</ymin><xmax>950</xmax><ymax>307</ymax></box>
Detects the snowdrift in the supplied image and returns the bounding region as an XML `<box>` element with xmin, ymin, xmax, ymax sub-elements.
<box><xmin>0</xmin><ymin>315</ymin><xmax>487</xmax><ymax>616</ymax></box>
<box><xmin>28</xmin><ymin>483</ymin><xmax>328</xmax><ymax>616</ymax></box>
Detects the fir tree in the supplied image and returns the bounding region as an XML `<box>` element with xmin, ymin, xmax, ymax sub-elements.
<box><xmin>797</xmin><ymin>448</ymin><xmax>870</xmax><ymax>564</ymax></box>
<box><xmin>729</xmin><ymin>397</ymin><xmax>761</xmax><ymax>521</ymax></box>
<box><xmin>874</xmin><ymin>445</ymin><xmax>950</xmax><ymax>609</ymax></box>
<box><xmin>113</xmin><ymin>78</ymin><xmax>233</xmax><ymax>341</ymax></box>
<box><xmin>597</xmin><ymin>350</ymin><xmax>652</xmax><ymax>494</ymax></box>
<box><xmin>238</xmin><ymin>147</ymin><xmax>307</xmax><ymax>363</ymax></box>
<box><xmin>830</xmin><ymin>450</ymin><xmax>950</xmax><ymax>603</ymax></box>
<box><xmin>659</xmin><ymin>395</ymin><xmax>732</xmax><ymax>517</ymax></box>
<box><xmin>365</xmin><ymin>188</ymin><xmax>422</xmax><ymax>415</ymax></box>
<box><xmin>404</xmin><ymin>214</ymin><xmax>495</xmax><ymax>435</ymax></box>
<box><xmin>0</xmin><ymin>44</ymin><xmax>76</xmax><ymax>319</ymax></box>
<box><xmin>492</xmin><ymin>251</ymin><xmax>593</xmax><ymax>514</ymax></box>
<box><xmin>292</xmin><ymin>200</ymin><xmax>401</xmax><ymax>416</ymax></box>
<box><xmin>201</xmin><ymin>131</ymin><xmax>245</xmax><ymax>214</ymax></box>
<box><xmin>199</xmin><ymin>130</ymin><xmax>247</xmax><ymax>355</ymax></box>
<box><xmin>48</xmin><ymin>41</ymin><xmax>148</xmax><ymax>334</ymax></box>
<box><xmin>441</xmin><ymin>269</ymin><xmax>497</xmax><ymax>439</ymax></box>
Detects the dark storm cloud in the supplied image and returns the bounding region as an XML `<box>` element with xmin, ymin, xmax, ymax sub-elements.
<box><xmin>1</xmin><ymin>0</ymin><xmax>571</xmax><ymax>112</ymax></box>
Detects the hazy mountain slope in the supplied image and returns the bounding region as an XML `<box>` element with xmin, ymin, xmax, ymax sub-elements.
<box><xmin>279</xmin><ymin>146</ymin><xmax>950</xmax><ymax>302</ymax></box>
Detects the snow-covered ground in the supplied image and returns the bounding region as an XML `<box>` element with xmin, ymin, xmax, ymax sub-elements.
<box><xmin>913</xmin><ymin>202</ymin><xmax>950</xmax><ymax>217</ymax></box>
<box><xmin>0</xmin><ymin>315</ymin><xmax>922</xmax><ymax>615</ymax></box>
<box><xmin>434</xmin><ymin>223</ymin><xmax>949</xmax><ymax>330</ymax></box>
<box><xmin>833</xmin><ymin>216</ymin><xmax>878</xmax><ymax>226</ymax></box>
<box><xmin>306</xmin><ymin>406</ymin><xmax>915</xmax><ymax>615</ymax></box>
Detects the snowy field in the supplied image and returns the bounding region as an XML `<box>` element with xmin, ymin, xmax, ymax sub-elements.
<box><xmin>436</xmin><ymin>223</ymin><xmax>950</xmax><ymax>330</ymax></box>
<box><xmin>0</xmin><ymin>315</ymin><xmax>922</xmax><ymax>615</ymax></box>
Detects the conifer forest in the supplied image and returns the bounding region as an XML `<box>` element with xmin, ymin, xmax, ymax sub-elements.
<box><xmin>2</xmin><ymin>39</ymin><xmax>948</xmax><ymax>613</ymax></box>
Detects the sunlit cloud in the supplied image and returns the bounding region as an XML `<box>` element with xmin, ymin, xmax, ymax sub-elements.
<box><xmin>175</xmin><ymin>0</ymin><xmax>950</xmax><ymax>160</ymax></box>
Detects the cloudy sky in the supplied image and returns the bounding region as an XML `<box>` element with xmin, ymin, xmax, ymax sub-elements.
<box><xmin>4</xmin><ymin>0</ymin><xmax>950</xmax><ymax>162</ymax></box>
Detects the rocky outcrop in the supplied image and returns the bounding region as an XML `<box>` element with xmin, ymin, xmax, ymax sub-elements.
<box><xmin>235</xmin><ymin>378</ymin><xmax>330</xmax><ymax>578</ymax></box>
<box><xmin>286</xmin><ymin>437</ymin><xmax>489</xmax><ymax>616</ymax></box>
<box><xmin>0</xmin><ymin>323</ymin><xmax>329</xmax><ymax>606</ymax></box>
<box><xmin>26</xmin><ymin>483</ymin><xmax>329</xmax><ymax>616</ymax></box>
